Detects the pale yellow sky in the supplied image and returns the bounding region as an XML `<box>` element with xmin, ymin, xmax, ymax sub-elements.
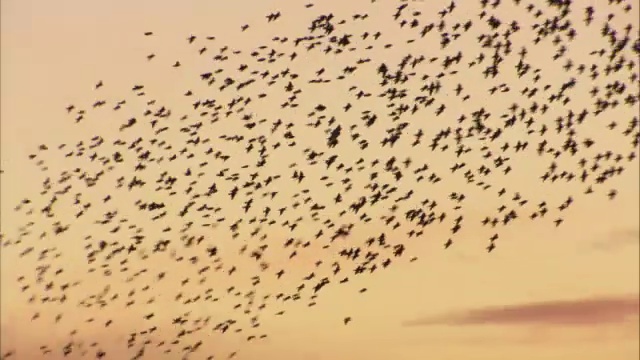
<box><xmin>1</xmin><ymin>0</ymin><xmax>639</xmax><ymax>359</ymax></box>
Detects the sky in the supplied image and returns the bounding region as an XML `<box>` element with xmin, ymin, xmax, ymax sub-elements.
<box><xmin>1</xmin><ymin>0</ymin><xmax>639</xmax><ymax>359</ymax></box>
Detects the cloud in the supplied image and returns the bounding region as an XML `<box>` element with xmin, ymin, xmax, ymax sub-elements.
<box><xmin>590</xmin><ymin>228</ymin><xmax>639</xmax><ymax>252</ymax></box>
<box><xmin>403</xmin><ymin>294</ymin><xmax>640</xmax><ymax>327</ymax></box>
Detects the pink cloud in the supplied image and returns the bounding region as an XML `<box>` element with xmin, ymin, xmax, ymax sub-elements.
<box><xmin>404</xmin><ymin>294</ymin><xmax>640</xmax><ymax>327</ymax></box>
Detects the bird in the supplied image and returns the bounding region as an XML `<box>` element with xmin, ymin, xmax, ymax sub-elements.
<box><xmin>2</xmin><ymin>0</ymin><xmax>639</xmax><ymax>359</ymax></box>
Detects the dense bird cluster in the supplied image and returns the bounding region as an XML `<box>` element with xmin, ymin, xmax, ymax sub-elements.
<box><xmin>2</xmin><ymin>0</ymin><xmax>639</xmax><ymax>358</ymax></box>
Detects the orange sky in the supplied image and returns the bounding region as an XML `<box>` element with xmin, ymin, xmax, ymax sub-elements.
<box><xmin>1</xmin><ymin>0</ymin><xmax>639</xmax><ymax>359</ymax></box>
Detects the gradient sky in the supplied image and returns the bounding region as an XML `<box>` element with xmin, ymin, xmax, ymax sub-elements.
<box><xmin>1</xmin><ymin>0</ymin><xmax>639</xmax><ymax>359</ymax></box>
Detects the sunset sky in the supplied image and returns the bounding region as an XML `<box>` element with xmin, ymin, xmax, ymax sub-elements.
<box><xmin>1</xmin><ymin>0</ymin><xmax>639</xmax><ymax>359</ymax></box>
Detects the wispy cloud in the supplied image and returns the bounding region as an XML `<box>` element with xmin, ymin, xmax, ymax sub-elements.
<box><xmin>590</xmin><ymin>228</ymin><xmax>639</xmax><ymax>252</ymax></box>
<box><xmin>403</xmin><ymin>294</ymin><xmax>640</xmax><ymax>327</ymax></box>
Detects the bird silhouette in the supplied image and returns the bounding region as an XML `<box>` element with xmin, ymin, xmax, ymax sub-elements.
<box><xmin>2</xmin><ymin>0</ymin><xmax>639</xmax><ymax>358</ymax></box>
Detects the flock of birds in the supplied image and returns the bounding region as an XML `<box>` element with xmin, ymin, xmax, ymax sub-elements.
<box><xmin>1</xmin><ymin>0</ymin><xmax>639</xmax><ymax>358</ymax></box>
